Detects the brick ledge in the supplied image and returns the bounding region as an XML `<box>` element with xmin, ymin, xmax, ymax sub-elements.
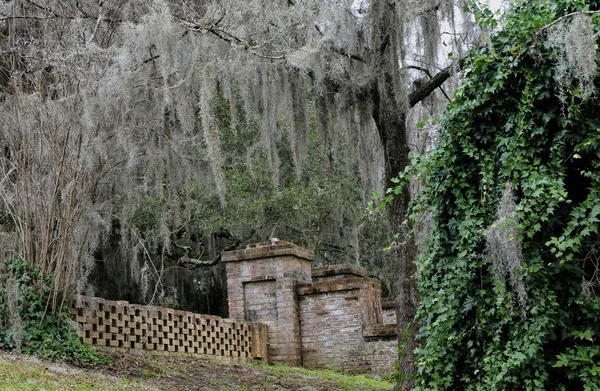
<box><xmin>296</xmin><ymin>277</ymin><xmax>381</xmax><ymax>296</ymax></box>
<box><xmin>222</xmin><ymin>241</ymin><xmax>314</xmax><ymax>262</ymax></box>
<box><xmin>364</xmin><ymin>324</ymin><xmax>397</xmax><ymax>339</ymax></box>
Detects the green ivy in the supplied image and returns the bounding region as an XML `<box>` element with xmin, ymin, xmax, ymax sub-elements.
<box><xmin>0</xmin><ymin>259</ymin><xmax>110</xmax><ymax>364</ymax></box>
<box><xmin>395</xmin><ymin>0</ymin><xmax>600</xmax><ymax>389</ymax></box>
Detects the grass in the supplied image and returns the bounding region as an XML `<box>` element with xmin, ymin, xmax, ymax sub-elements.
<box><xmin>0</xmin><ymin>355</ymin><xmax>156</xmax><ymax>391</ymax></box>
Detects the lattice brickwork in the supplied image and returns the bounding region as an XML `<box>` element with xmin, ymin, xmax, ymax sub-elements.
<box><xmin>70</xmin><ymin>297</ymin><xmax>267</xmax><ymax>362</ymax></box>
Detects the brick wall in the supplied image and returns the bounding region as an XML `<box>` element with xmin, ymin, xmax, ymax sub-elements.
<box><xmin>71</xmin><ymin>241</ymin><xmax>398</xmax><ymax>374</ymax></box>
<box><xmin>297</xmin><ymin>274</ymin><xmax>396</xmax><ymax>374</ymax></box>
<box><xmin>223</xmin><ymin>242</ymin><xmax>398</xmax><ymax>375</ymax></box>
<box><xmin>298</xmin><ymin>279</ymin><xmax>375</xmax><ymax>372</ymax></box>
<box><xmin>364</xmin><ymin>331</ymin><xmax>398</xmax><ymax>374</ymax></box>
<box><xmin>70</xmin><ymin>296</ymin><xmax>267</xmax><ymax>362</ymax></box>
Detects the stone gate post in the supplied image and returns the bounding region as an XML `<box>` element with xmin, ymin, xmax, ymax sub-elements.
<box><xmin>222</xmin><ymin>241</ymin><xmax>313</xmax><ymax>365</ymax></box>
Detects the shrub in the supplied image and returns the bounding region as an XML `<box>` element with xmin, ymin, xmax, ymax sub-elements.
<box><xmin>0</xmin><ymin>259</ymin><xmax>109</xmax><ymax>364</ymax></box>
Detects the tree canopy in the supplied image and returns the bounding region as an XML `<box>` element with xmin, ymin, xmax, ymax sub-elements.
<box><xmin>0</xmin><ymin>0</ymin><xmax>469</xmax><ymax>322</ymax></box>
<box><xmin>405</xmin><ymin>0</ymin><xmax>600</xmax><ymax>388</ymax></box>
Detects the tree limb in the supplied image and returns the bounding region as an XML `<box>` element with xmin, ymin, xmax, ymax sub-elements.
<box><xmin>408</xmin><ymin>59</ymin><xmax>464</xmax><ymax>107</ymax></box>
<box><xmin>379</xmin><ymin>34</ymin><xmax>390</xmax><ymax>54</ymax></box>
<box><xmin>170</xmin><ymin>228</ymin><xmax>243</xmax><ymax>269</ymax></box>
<box><xmin>87</xmin><ymin>1</ymin><xmax>104</xmax><ymax>45</ymax></box>
<box><xmin>329</xmin><ymin>45</ymin><xmax>367</xmax><ymax>63</ymax></box>
<box><xmin>178</xmin><ymin>254</ymin><xmax>221</xmax><ymax>268</ymax></box>
<box><xmin>407</xmin><ymin>65</ymin><xmax>451</xmax><ymax>101</ymax></box>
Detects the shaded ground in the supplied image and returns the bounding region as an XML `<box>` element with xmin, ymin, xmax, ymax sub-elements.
<box><xmin>0</xmin><ymin>350</ymin><xmax>393</xmax><ymax>391</ymax></box>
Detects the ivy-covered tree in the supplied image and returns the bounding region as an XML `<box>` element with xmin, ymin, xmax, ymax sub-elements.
<box><xmin>409</xmin><ymin>0</ymin><xmax>600</xmax><ymax>388</ymax></box>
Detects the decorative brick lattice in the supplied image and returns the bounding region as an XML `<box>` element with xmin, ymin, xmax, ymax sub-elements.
<box><xmin>70</xmin><ymin>297</ymin><xmax>267</xmax><ymax>362</ymax></box>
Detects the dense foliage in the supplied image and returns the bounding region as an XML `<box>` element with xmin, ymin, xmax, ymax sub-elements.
<box><xmin>1</xmin><ymin>0</ymin><xmax>401</xmax><ymax>313</ymax></box>
<box><xmin>0</xmin><ymin>259</ymin><xmax>108</xmax><ymax>364</ymax></box>
<box><xmin>407</xmin><ymin>0</ymin><xmax>600</xmax><ymax>389</ymax></box>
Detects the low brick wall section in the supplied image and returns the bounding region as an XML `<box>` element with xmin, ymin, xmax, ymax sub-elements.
<box><xmin>297</xmin><ymin>277</ymin><xmax>396</xmax><ymax>373</ymax></box>
<box><xmin>364</xmin><ymin>328</ymin><xmax>398</xmax><ymax>375</ymax></box>
<box><xmin>70</xmin><ymin>296</ymin><xmax>268</xmax><ymax>362</ymax></box>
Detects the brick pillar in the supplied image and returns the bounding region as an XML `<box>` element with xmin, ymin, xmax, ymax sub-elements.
<box><xmin>222</xmin><ymin>241</ymin><xmax>313</xmax><ymax>365</ymax></box>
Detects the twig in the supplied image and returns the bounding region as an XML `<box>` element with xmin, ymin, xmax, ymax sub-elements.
<box><xmin>176</xmin><ymin>15</ymin><xmax>287</xmax><ymax>60</ymax></box>
<box><xmin>87</xmin><ymin>1</ymin><xmax>105</xmax><ymax>45</ymax></box>
<box><xmin>536</xmin><ymin>10</ymin><xmax>600</xmax><ymax>34</ymax></box>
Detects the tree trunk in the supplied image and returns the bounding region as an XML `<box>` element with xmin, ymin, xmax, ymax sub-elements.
<box><xmin>371</xmin><ymin>2</ymin><xmax>420</xmax><ymax>389</ymax></box>
<box><xmin>373</xmin><ymin>87</ymin><xmax>420</xmax><ymax>389</ymax></box>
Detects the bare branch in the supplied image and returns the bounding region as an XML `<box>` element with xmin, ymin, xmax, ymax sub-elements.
<box><xmin>314</xmin><ymin>23</ymin><xmax>324</xmax><ymax>36</ymax></box>
<box><xmin>379</xmin><ymin>34</ymin><xmax>390</xmax><ymax>54</ymax></box>
<box><xmin>142</xmin><ymin>55</ymin><xmax>161</xmax><ymax>65</ymax></box>
<box><xmin>23</xmin><ymin>0</ymin><xmax>62</xmax><ymax>18</ymax></box>
<box><xmin>536</xmin><ymin>10</ymin><xmax>600</xmax><ymax>35</ymax></box>
<box><xmin>87</xmin><ymin>1</ymin><xmax>105</xmax><ymax>45</ymax></box>
<box><xmin>178</xmin><ymin>254</ymin><xmax>220</xmax><ymax>268</ymax></box>
<box><xmin>407</xmin><ymin>65</ymin><xmax>451</xmax><ymax>101</ymax></box>
<box><xmin>329</xmin><ymin>45</ymin><xmax>367</xmax><ymax>63</ymax></box>
<box><xmin>176</xmin><ymin>15</ymin><xmax>287</xmax><ymax>60</ymax></box>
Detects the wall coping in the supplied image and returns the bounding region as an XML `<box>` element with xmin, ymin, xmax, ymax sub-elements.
<box><xmin>296</xmin><ymin>277</ymin><xmax>381</xmax><ymax>296</ymax></box>
<box><xmin>311</xmin><ymin>264</ymin><xmax>367</xmax><ymax>278</ymax></box>
<box><xmin>222</xmin><ymin>240</ymin><xmax>314</xmax><ymax>262</ymax></box>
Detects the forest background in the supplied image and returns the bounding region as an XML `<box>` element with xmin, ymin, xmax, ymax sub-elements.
<box><xmin>0</xmin><ymin>0</ymin><xmax>469</xmax><ymax>321</ymax></box>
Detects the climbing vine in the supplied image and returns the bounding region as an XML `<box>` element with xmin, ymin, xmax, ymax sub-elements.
<box><xmin>401</xmin><ymin>0</ymin><xmax>600</xmax><ymax>389</ymax></box>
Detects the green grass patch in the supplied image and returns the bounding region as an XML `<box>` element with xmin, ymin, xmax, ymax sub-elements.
<box><xmin>252</xmin><ymin>361</ymin><xmax>394</xmax><ymax>390</ymax></box>
<box><xmin>0</xmin><ymin>357</ymin><xmax>153</xmax><ymax>391</ymax></box>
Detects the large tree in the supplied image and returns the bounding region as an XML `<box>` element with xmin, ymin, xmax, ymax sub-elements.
<box><xmin>0</xmin><ymin>0</ymin><xmax>476</xmax><ymax>384</ymax></box>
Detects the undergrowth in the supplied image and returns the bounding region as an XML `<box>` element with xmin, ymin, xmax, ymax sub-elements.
<box><xmin>0</xmin><ymin>259</ymin><xmax>110</xmax><ymax>365</ymax></box>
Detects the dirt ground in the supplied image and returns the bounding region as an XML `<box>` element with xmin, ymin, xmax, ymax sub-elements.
<box><xmin>94</xmin><ymin>350</ymin><xmax>393</xmax><ymax>391</ymax></box>
<box><xmin>0</xmin><ymin>350</ymin><xmax>393</xmax><ymax>391</ymax></box>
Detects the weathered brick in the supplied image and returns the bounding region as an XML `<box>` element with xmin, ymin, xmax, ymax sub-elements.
<box><xmin>223</xmin><ymin>241</ymin><xmax>397</xmax><ymax>375</ymax></box>
<box><xmin>72</xmin><ymin>241</ymin><xmax>396</xmax><ymax>374</ymax></box>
